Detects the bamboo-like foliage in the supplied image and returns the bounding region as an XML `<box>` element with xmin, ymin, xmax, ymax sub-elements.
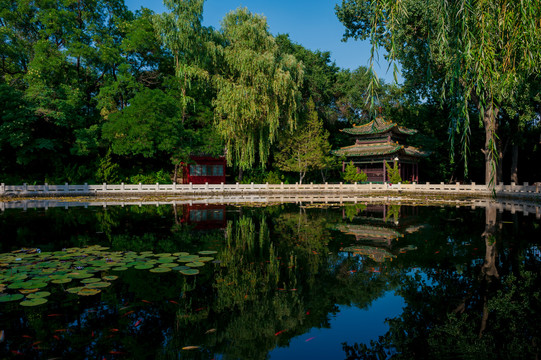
<box><xmin>213</xmin><ymin>8</ymin><xmax>304</xmax><ymax>170</ymax></box>
<box><xmin>337</xmin><ymin>0</ymin><xmax>541</xmax><ymax>185</ymax></box>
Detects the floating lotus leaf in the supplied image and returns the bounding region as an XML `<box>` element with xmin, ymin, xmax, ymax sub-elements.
<box><xmin>80</xmin><ymin>278</ymin><xmax>101</xmax><ymax>284</ymax></box>
<box><xmin>134</xmin><ymin>264</ymin><xmax>153</xmax><ymax>270</ymax></box>
<box><xmin>155</xmin><ymin>253</ymin><xmax>172</xmax><ymax>257</ymax></box>
<box><xmin>52</xmin><ymin>278</ymin><xmax>72</xmax><ymax>284</ymax></box>
<box><xmin>159</xmin><ymin>263</ymin><xmax>178</xmax><ymax>268</ymax></box>
<box><xmin>24</xmin><ymin>281</ymin><xmax>49</xmax><ymax>290</ymax></box>
<box><xmin>19</xmin><ymin>288</ymin><xmax>39</xmax><ymax>294</ymax></box>
<box><xmin>157</xmin><ymin>257</ymin><xmax>175</xmax><ymax>263</ymax></box>
<box><xmin>102</xmin><ymin>275</ymin><xmax>118</xmax><ymax>281</ymax></box>
<box><xmin>27</xmin><ymin>291</ymin><xmax>51</xmax><ymax>299</ymax></box>
<box><xmin>198</xmin><ymin>251</ymin><xmax>217</xmax><ymax>255</ymax></box>
<box><xmin>198</xmin><ymin>257</ymin><xmax>214</xmax><ymax>262</ymax></box>
<box><xmin>86</xmin><ymin>282</ymin><xmax>111</xmax><ymax>288</ymax></box>
<box><xmin>69</xmin><ymin>272</ymin><xmax>93</xmax><ymax>279</ymax></box>
<box><xmin>20</xmin><ymin>297</ymin><xmax>48</xmax><ymax>306</ymax></box>
<box><xmin>77</xmin><ymin>288</ymin><xmax>101</xmax><ymax>296</ymax></box>
<box><xmin>7</xmin><ymin>282</ymin><xmax>26</xmax><ymax>289</ymax></box>
<box><xmin>0</xmin><ymin>293</ymin><xmax>24</xmax><ymax>302</ymax></box>
<box><xmin>186</xmin><ymin>262</ymin><xmax>205</xmax><ymax>268</ymax></box>
<box><xmin>178</xmin><ymin>256</ymin><xmax>199</xmax><ymax>263</ymax></box>
<box><xmin>66</xmin><ymin>287</ymin><xmax>84</xmax><ymax>294</ymax></box>
<box><xmin>179</xmin><ymin>269</ymin><xmax>199</xmax><ymax>275</ymax></box>
<box><xmin>112</xmin><ymin>267</ymin><xmax>128</xmax><ymax>271</ymax></box>
<box><xmin>149</xmin><ymin>267</ymin><xmax>171</xmax><ymax>273</ymax></box>
<box><xmin>172</xmin><ymin>266</ymin><xmax>189</xmax><ymax>271</ymax></box>
<box><xmin>173</xmin><ymin>252</ymin><xmax>189</xmax><ymax>256</ymax></box>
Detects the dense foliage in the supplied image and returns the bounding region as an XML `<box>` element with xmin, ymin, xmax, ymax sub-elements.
<box><xmin>1</xmin><ymin>0</ymin><xmax>540</xmax><ymax>184</ymax></box>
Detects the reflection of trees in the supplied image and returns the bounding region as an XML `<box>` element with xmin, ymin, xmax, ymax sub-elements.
<box><xmin>343</xmin><ymin>204</ymin><xmax>541</xmax><ymax>359</ymax></box>
<box><xmin>160</xmin><ymin>206</ymin><xmax>402</xmax><ymax>359</ymax></box>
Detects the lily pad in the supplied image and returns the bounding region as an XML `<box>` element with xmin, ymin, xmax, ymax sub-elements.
<box><xmin>149</xmin><ymin>267</ymin><xmax>171</xmax><ymax>273</ymax></box>
<box><xmin>52</xmin><ymin>278</ymin><xmax>72</xmax><ymax>284</ymax></box>
<box><xmin>186</xmin><ymin>262</ymin><xmax>205</xmax><ymax>268</ymax></box>
<box><xmin>27</xmin><ymin>291</ymin><xmax>51</xmax><ymax>299</ymax></box>
<box><xmin>102</xmin><ymin>275</ymin><xmax>118</xmax><ymax>281</ymax></box>
<box><xmin>159</xmin><ymin>263</ymin><xmax>178</xmax><ymax>268</ymax></box>
<box><xmin>86</xmin><ymin>282</ymin><xmax>111</xmax><ymax>288</ymax></box>
<box><xmin>179</xmin><ymin>269</ymin><xmax>199</xmax><ymax>276</ymax></box>
<box><xmin>66</xmin><ymin>286</ymin><xmax>84</xmax><ymax>294</ymax></box>
<box><xmin>112</xmin><ymin>267</ymin><xmax>128</xmax><ymax>271</ymax></box>
<box><xmin>134</xmin><ymin>264</ymin><xmax>154</xmax><ymax>270</ymax></box>
<box><xmin>20</xmin><ymin>297</ymin><xmax>48</xmax><ymax>306</ymax></box>
<box><xmin>198</xmin><ymin>250</ymin><xmax>217</xmax><ymax>255</ymax></box>
<box><xmin>80</xmin><ymin>278</ymin><xmax>101</xmax><ymax>284</ymax></box>
<box><xmin>77</xmin><ymin>288</ymin><xmax>101</xmax><ymax>296</ymax></box>
<box><xmin>0</xmin><ymin>293</ymin><xmax>24</xmax><ymax>302</ymax></box>
<box><xmin>198</xmin><ymin>257</ymin><xmax>214</xmax><ymax>262</ymax></box>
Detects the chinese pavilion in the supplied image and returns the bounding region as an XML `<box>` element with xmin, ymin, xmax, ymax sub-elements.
<box><xmin>332</xmin><ymin>118</ymin><xmax>429</xmax><ymax>182</ymax></box>
<box><xmin>180</xmin><ymin>155</ymin><xmax>226</xmax><ymax>184</ymax></box>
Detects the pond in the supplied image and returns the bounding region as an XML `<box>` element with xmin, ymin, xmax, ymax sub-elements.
<box><xmin>0</xmin><ymin>199</ymin><xmax>540</xmax><ymax>359</ymax></box>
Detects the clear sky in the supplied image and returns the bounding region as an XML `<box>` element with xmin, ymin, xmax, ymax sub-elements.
<box><xmin>125</xmin><ymin>0</ymin><xmax>398</xmax><ymax>83</ymax></box>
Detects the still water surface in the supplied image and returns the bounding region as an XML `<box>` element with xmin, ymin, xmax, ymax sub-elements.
<box><xmin>0</xmin><ymin>201</ymin><xmax>540</xmax><ymax>359</ymax></box>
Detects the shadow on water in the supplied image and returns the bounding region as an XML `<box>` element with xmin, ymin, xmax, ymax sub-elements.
<box><xmin>0</xmin><ymin>198</ymin><xmax>540</xmax><ymax>359</ymax></box>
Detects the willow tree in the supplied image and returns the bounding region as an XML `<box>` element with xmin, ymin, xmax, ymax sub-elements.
<box><xmin>213</xmin><ymin>8</ymin><xmax>303</xmax><ymax>172</ymax></box>
<box><xmin>153</xmin><ymin>0</ymin><xmax>210</xmax><ymax>123</ymax></box>
<box><xmin>336</xmin><ymin>0</ymin><xmax>541</xmax><ymax>186</ymax></box>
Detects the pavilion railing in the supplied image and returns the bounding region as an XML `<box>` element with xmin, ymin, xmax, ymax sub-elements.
<box><xmin>1</xmin><ymin>181</ymin><xmax>540</xmax><ymax>199</ymax></box>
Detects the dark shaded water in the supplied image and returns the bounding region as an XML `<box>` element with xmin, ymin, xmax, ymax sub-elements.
<box><xmin>0</xmin><ymin>201</ymin><xmax>540</xmax><ymax>359</ymax></box>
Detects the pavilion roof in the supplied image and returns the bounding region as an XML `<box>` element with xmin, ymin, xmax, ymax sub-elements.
<box><xmin>332</xmin><ymin>141</ymin><xmax>430</xmax><ymax>158</ymax></box>
<box><xmin>341</xmin><ymin>117</ymin><xmax>417</xmax><ymax>136</ymax></box>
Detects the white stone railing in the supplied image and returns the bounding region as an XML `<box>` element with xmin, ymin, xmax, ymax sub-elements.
<box><xmin>1</xmin><ymin>181</ymin><xmax>540</xmax><ymax>199</ymax></box>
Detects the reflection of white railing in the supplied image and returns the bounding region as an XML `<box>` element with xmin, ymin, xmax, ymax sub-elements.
<box><xmin>1</xmin><ymin>181</ymin><xmax>540</xmax><ymax>198</ymax></box>
<box><xmin>1</xmin><ymin>194</ymin><xmax>540</xmax><ymax>219</ymax></box>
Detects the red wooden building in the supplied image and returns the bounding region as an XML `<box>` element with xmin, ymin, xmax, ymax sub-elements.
<box><xmin>181</xmin><ymin>156</ymin><xmax>226</xmax><ymax>184</ymax></box>
<box><xmin>333</xmin><ymin>118</ymin><xmax>429</xmax><ymax>182</ymax></box>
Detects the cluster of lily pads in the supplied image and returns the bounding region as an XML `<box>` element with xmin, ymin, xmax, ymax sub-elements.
<box><xmin>0</xmin><ymin>245</ymin><xmax>217</xmax><ymax>306</ymax></box>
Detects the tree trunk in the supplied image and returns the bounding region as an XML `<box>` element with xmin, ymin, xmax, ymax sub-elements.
<box><xmin>482</xmin><ymin>105</ymin><xmax>500</xmax><ymax>186</ymax></box>
<box><xmin>478</xmin><ymin>204</ymin><xmax>501</xmax><ymax>338</ymax></box>
<box><xmin>510</xmin><ymin>144</ymin><xmax>519</xmax><ymax>183</ymax></box>
<box><xmin>238</xmin><ymin>168</ymin><xmax>243</xmax><ymax>182</ymax></box>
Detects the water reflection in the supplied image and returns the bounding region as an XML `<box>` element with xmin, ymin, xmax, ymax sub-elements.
<box><xmin>0</xmin><ymin>202</ymin><xmax>540</xmax><ymax>359</ymax></box>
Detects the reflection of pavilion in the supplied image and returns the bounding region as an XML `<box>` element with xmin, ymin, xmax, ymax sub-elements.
<box><xmin>339</xmin><ymin>204</ymin><xmax>424</xmax><ymax>261</ymax></box>
<box><xmin>180</xmin><ymin>204</ymin><xmax>226</xmax><ymax>229</ymax></box>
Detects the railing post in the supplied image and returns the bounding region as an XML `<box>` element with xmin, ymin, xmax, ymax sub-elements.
<box><xmin>189</xmin><ymin>182</ymin><xmax>193</xmax><ymax>191</ymax></box>
<box><xmin>139</xmin><ymin>182</ymin><xmax>142</xmax><ymax>191</ymax></box>
<box><xmin>103</xmin><ymin>183</ymin><xmax>107</xmax><ymax>191</ymax></box>
<box><xmin>281</xmin><ymin>182</ymin><xmax>284</xmax><ymax>191</ymax></box>
<box><xmin>84</xmin><ymin>183</ymin><xmax>89</xmax><ymax>193</ymax></box>
<box><xmin>369</xmin><ymin>182</ymin><xmax>372</xmax><ymax>191</ymax></box>
<box><xmin>64</xmin><ymin>182</ymin><xmax>69</xmax><ymax>193</ymax></box>
<box><xmin>156</xmin><ymin>182</ymin><xmax>160</xmax><ymax>191</ymax></box>
<box><xmin>205</xmin><ymin>182</ymin><xmax>209</xmax><ymax>191</ymax></box>
<box><xmin>44</xmin><ymin>183</ymin><xmax>49</xmax><ymax>193</ymax></box>
<box><xmin>23</xmin><ymin>183</ymin><xmax>28</xmax><ymax>193</ymax></box>
<box><xmin>121</xmin><ymin>182</ymin><xmax>125</xmax><ymax>191</ymax></box>
<box><xmin>221</xmin><ymin>182</ymin><xmax>224</xmax><ymax>191</ymax></box>
<box><xmin>251</xmin><ymin>182</ymin><xmax>254</xmax><ymax>190</ymax></box>
<box><xmin>0</xmin><ymin>183</ymin><xmax>4</xmax><ymax>195</ymax></box>
<box><xmin>266</xmin><ymin>182</ymin><xmax>269</xmax><ymax>190</ymax></box>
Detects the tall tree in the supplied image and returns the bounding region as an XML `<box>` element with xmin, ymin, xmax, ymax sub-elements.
<box><xmin>275</xmin><ymin>98</ymin><xmax>334</xmax><ymax>183</ymax></box>
<box><xmin>336</xmin><ymin>0</ymin><xmax>541</xmax><ymax>186</ymax></box>
<box><xmin>213</xmin><ymin>8</ymin><xmax>303</xmax><ymax>171</ymax></box>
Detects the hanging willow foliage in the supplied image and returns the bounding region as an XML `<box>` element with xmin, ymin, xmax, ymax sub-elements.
<box><xmin>337</xmin><ymin>0</ymin><xmax>541</xmax><ymax>185</ymax></box>
<box><xmin>213</xmin><ymin>8</ymin><xmax>304</xmax><ymax>170</ymax></box>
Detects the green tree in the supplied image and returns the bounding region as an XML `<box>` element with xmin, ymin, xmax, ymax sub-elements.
<box><xmin>342</xmin><ymin>161</ymin><xmax>367</xmax><ymax>184</ymax></box>
<box><xmin>275</xmin><ymin>99</ymin><xmax>334</xmax><ymax>184</ymax></box>
<box><xmin>336</xmin><ymin>0</ymin><xmax>541</xmax><ymax>186</ymax></box>
<box><xmin>213</xmin><ymin>8</ymin><xmax>303</xmax><ymax>171</ymax></box>
<box><xmin>385</xmin><ymin>161</ymin><xmax>402</xmax><ymax>183</ymax></box>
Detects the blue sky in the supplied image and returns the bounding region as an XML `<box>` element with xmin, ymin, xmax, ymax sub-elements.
<box><xmin>125</xmin><ymin>0</ymin><xmax>398</xmax><ymax>83</ymax></box>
